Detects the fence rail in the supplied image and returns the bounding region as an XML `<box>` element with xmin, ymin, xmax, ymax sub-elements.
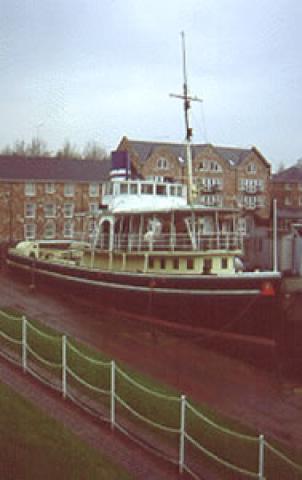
<box><xmin>0</xmin><ymin>309</ymin><xmax>301</xmax><ymax>480</ymax></box>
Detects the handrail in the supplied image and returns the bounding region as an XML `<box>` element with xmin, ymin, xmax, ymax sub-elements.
<box><xmin>95</xmin><ymin>232</ymin><xmax>243</xmax><ymax>253</ymax></box>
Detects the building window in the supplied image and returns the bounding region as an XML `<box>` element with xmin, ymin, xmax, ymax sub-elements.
<box><xmin>64</xmin><ymin>221</ymin><xmax>74</xmax><ymax>238</ymax></box>
<box><xmin>88</xmin><ymin>220</ymin><xmax>97</xmax><ymax>235</ymax></box>
<box><xmin>238</xmin><ymin>218</ymin><xmax>247</xmax><ymax>234</ymax></box>
<box><xmin>45</xmin><ymin>183</ymin><xmax>55</xmax><ymax>194</ymax></box>
<box><xmin>89</xmin><ymin>183</ymin><xmax>100</xmax><ymax>197</ymax></box>
<box><xmin>244</xmin><ymin>196</ymin><xmax>257</xmax><ymax>209</ymax></box>
<box><xmin>24</xmin><ymin>203</ymin><xmax>36</xmax><ymax>218</ymax></box>
<box><xmin>44</xmin><ymin>203</ymin><xmax>56</xmax><ymax>218</ymax></box>
<box><xmin>197</xmin><ymin>160</ymin><xmax>222</xmax><ymax>172</ymax></box>
<box><xmin>24</xmin><ymin>183</ymin><xmax>36</xmax><ymax>196</ymax></box>
<box><xmin>64</xmin><ymin>203</ymin><xmax>74</xmax><ymax>218</ymax></box>
<box><xmin>247</xmin><ymin>162</ymin><xmax>257</xmax><ymax>174</ymax></box>
<box><xmin>199</xmin><ymin>194</ymin><xmax>222</xmax><ymax>207</ymax></box>
<box><xmin>285</xmin><ymin>183</ymin><xmax>292</xmax><ymax>191</ymax></box>
<box><xmin>156</xmin><ymin>157</ymin><xmax>169</xmax><ymax>170</ymax></box>
<box><xmin>44</xmin><ymin>221</ymin><xmax>56</xmax><ymax>239</ymax></box>
<box><xmin>198</xmin><ymin>177</ymin><xmax>223</xmax><ymax>192</ymax></box>
<box><xmin>64</xmin><ymin>183</ymin><xmax>75</xmax><ymax>197</ymax></box>
<box><xmin>284</xmin><ymin>196</ymin><xmax>292</xmax><ymax>206</ymax></box>
<box><xmin>89</xmin><ymin>203</ymin><xmax>99</xmax><ymax>217</ymax></box>
<box><xmin>24</xmin><ymin>223</ymin><xmax>36</xmax><ymax>240</ymax></box>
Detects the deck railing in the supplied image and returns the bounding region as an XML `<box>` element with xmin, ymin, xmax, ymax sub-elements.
<box><xmin>95</xmin><ymin>232</ymin><xmax>243</xmax><ymax>253</ymax></box>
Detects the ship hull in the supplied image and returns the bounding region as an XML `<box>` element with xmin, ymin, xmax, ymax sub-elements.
<box><xmin>7</xmin><ymin>252</ymin><xmax>282</xmax><ymax>340</ymax></box>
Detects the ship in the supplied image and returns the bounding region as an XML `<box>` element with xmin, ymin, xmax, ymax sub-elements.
<box><xmin>6</xmin><ymin>33</ymin><xmax>282</xmax><ymax>341</ymax></box>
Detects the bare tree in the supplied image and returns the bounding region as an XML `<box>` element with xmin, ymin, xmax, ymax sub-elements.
<box><xmin>26</xmin><ymin>137</ymin><xmax>51</xmax><ymax>157</ymax></box>
<box><xmin>82</xmin><ymin>140</ymin><xmax>107</xmax><ymax>160</ymax></box>
<box><xmin>56</xmin><ymin>139</ymin><xmax>81</xmax><ymax>159</ymax></box>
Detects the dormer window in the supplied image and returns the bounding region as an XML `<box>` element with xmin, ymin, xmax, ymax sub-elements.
<box><xmin>157</xmin><ymin>157</ymin><xmax>169</xmax><ymax>170</ymax></box>
<box><xmin>247</xmin><ymin>162</ymin><xmax>257</xmax><ymax>174</ymax></box>
<box><xmin>197</xmin><ymin>160</ymin><xmax>222</xmax><ymax>172</ymax></box>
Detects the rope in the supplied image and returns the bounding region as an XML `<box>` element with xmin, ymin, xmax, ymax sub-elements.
<box><xmin>265</xmin><ymin>441</ymin><xmax>302</xmax><ymax>473</ymax></box>
<box><xmin>115</xmin><ymin>422</ymin><xmax>179</xmax><ymax>466</ymax></box>
<box><xmin>186</xmin><ymin>401</ymin><xmax>258</xmax><ymax>442</ymax></box>
<box><xmin>116</xmin><ymin>365</ymin><xmax>180</xmax><ymax>402</ymax></box>
<box><xmin>66</xmin><ymin>340</ymin><xmax>111</xmax><ymax>367</ymax></box>
<box><xmin>184</xmin><ymin>432</ymin><xmax>258</xmax><ymax>478</ymax></box>
<box><xmin>27</xmin><ymin>321</ymin><xmax>61</xmax><ymax>341</ymax></box>
<box><xmin>27</xmin><ymin>365</ymin><xmax>62</xmax><ymax>393</ymax></box>
<box><xmin>115</xmin><ymin>393</ymin><xmax>180</xmax><ymax>433</ymax></box>
<box><xmin>0</xmin><ymin>310</ymin><xmax>22</xmax><ymax>321</ymax></box>
<box><xmin>66</xmin><ymin>365</ymin><xmax>110</xmax><ymax>395</ymax></box>
<box><xmin>182</xmin><ymin>464</ymin><xmax>203</xmax><ymax>480</ymax></box>
<box><xmin>26</xmin><ymin>344</ymin><xmax>62</xmax><ymax>368</ymax></box>
<box><xmin>67</xmin><ymin>390</ymin><xmax>109</xmax><ymax>422</ymax></box>
<box><xmin>0</xmin><ymin>349</ymin><xmax>21</xmax><ymax>367</ymax></box>
<box><xmin>0</xmin><ymin>330</ymin><xmax>22</xmax><ymax>345</ymax></box>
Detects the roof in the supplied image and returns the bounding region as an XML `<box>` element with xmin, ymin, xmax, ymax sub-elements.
<box><xmin>123</xmin><ymin>139</ymin><xmax>255</xmax><ymax>167</ymax></box>
<box><xmin>0</xmin><ymin>155</ymin><xmax>111</xmax><ymax>182</ymax></box>
<box><xmin>272</xmin><ymin>165</ymin><xmax>302</xmax><ymax>183</ymax></box>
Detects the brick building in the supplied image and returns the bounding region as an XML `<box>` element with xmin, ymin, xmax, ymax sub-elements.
<box><xmin>0</xmin><ymin>155</ymin><xmax>110</xmax><ymax>244</ymax></box>
<box><xmin>117</xmin><ymin>136</ymin><xmax>272</xmax><ymax>220</ymax></box>
<box><xmin>271</xmin><ymin>160</ymin><xmax>302</xmax><ymax>228</ymax></box>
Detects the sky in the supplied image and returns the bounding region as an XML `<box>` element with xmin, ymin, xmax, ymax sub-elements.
<box><xmin>0</xmin><ymin>0</ymin><xmax>301</xmax><ymax>171</ymax></box>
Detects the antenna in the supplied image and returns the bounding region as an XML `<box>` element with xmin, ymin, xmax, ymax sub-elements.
<box><xmin>170</xmin><ymin>32</ymin><xmax>202</xmax><ymax>204</ymax></box>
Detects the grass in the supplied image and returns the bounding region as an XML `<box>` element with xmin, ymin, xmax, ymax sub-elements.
<box><xmin>0</xmin><ymin>381</ymin><xmax>133</xmax><ymax>480</ymax></box>
<box><xmin>1</xmin><ymin>308</ymin><xmax>302</xmax><ymax>479</ymax></box>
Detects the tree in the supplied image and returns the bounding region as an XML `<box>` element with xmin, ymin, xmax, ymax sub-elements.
<box><xmin>56</xmin><ymin>140</ymin><xmax>81</xmax><ymax>159</ymax></box>
<box><xmin>26</xmin><ymin>137</ymin><xmax>51</xmax><ymax>157</ymax></box>
<box><xmin>82</xmin><ymin>140</ymin><xmax>107</xmax><ymax>161</ymax></box>
<box><xmin>12</xmin><ymin>139</ymin><xmax>27</xmax><ymax>156</ymax></box>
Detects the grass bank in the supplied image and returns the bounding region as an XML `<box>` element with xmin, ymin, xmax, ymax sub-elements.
<box><xmin>0</xmin><ymin>381</ymin><xmax>132</xmax><ymax>480</ymax></box>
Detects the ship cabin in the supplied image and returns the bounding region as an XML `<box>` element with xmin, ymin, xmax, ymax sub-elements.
<box><xmin>82</xmin><ymin>179</ymin><xmax>245</xmax><ymax>276</ymax></box>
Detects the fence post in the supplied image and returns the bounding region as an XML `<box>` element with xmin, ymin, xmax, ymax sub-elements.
<box><xmin>258</xmin><ymin>434</ymin><xmax>265</xmax><ymax>479</ymax></box>
<box><xmin>110</xmin><ymin>360</ymin><xmax>116</xmax><ymax>430</ymax></box>
<box><xmin>22</xmin><ymin>316</ymin><xmax>27</xmax><ymax>373</ymax></box>
<box><xmin>179</xmin><ymin>394</ymin><xmax>186</xmax><ymax>474</ymax></box>
<box><xmin>62</xmin><ymin>335</ymin><xmax>67</xmax><ymax>399</ymax></box>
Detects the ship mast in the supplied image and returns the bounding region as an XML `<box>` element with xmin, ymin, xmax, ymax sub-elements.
<box><xmin>170</xmin><ymin>31</ymin><xmax>202</xmax><ymax>204</ymax></box>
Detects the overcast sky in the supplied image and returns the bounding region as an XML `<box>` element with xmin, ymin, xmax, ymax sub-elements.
<box><xmin>0</xmin><ymin>0</ymin><xmax>301</xmax><ymax>170</ymax></box>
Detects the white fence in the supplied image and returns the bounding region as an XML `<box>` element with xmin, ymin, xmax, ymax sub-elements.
<box><xmin>0</xmin><ymin>310</ymin><xmax>302</xmax><ymax>479</ymax></box>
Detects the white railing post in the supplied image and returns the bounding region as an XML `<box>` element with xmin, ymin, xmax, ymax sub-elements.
<box><xmin>62</xmin><ymin>335</ymin><xmax>67</xmax><ymax>399</ymax></box>
<box><xmin>179</xmin><ymin>394</ymin><xmax>186</xmax><ymax>474</ymax></box>
<box><xmin>110</xmin><ymin>360</ymin><xmax>116</xmax><ymax>430</ymax></box>
<box><xmin>258</xmin><ymin>434</ymin><xmax>265</xmax><ymax>479</ymax></box>
<box><xmin>22</xmin><ymin>315</ymin><xmax>27</xmax><ymax>373</ymax></box>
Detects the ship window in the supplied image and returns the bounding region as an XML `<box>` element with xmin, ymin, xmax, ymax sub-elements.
<box><xmin>130</xmin><ymin>183</ymin><xmax>138</xmax><ymax>194</ymax></box>
<box><xmin>221</xmin><ymin>257</ymin><xmax>228</xmax><ymax>269</ymax></box>
<box><xmin>148</xmin><ymin>256</ymin><xmax>155</xmax><ymax>269</ymax></box>
<box><xmin>173</xmin><ymin>258</ymin><xmax>179</xmax><ymax>269</ymax></box>
<box><xmin>187</xmin><ymin>258</ymin><xmax>194</xmax><ymax>270</ymax></box>
<box><xmin>141</xmin><ymin>184</ymin><xmax>153</xmax><ymax>195</ymax></box>
<box><xmin>203</xmin><ymin>258</ymin><xmax>212</xmax><ymax>274</ymax></box>
<box><xmin>156</xmin><ymin>184</ymin><xmax>166</xmax><ymax>196</ymax></box>
<box><xmin>120</xmin><ymin>183</ymin><xmax>128</xmax><ymax>194</ymax></box>
<box><xmin>160</xmin><ymin>258</ymin><xmax>166</xmax><ymax>269</ymax></box>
